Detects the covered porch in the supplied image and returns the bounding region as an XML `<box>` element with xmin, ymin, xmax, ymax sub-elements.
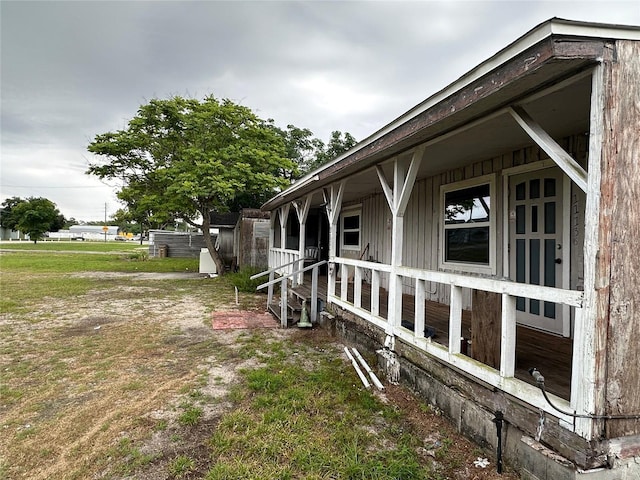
<box><xmin>260</xmin><ymin>19</ymin><xmax>640</xmax><ymax>475</ymax></box>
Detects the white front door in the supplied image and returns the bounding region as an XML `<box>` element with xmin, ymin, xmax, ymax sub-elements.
<box><xmin>509</xmin><ymin>167</ymin><xmax>566</xmax><ymax>335</ymax></box>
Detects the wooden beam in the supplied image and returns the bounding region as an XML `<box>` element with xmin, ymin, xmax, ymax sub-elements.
<box><xmin>572</xmin><ymin>63</ymin><xmax>606</xmax><ymax>440</ymax></box>
<box><xmin>325</xmin><ymin>181</ymin><xmax>346</xmax><ymax>227</ymax></box>
<box><xmin>509</xmin><ymin>105</ymin><xmax>587</xmax><ymax>192</ymax></box>
<box><xmin>396</xmin><ymin>146</ymin><xmax>425</xmax><ymax>216</ymax></box>
<box><xmin>376</xmin><ymin>164</ymin><xmax>394</xmax><ymax>211</ymax></box>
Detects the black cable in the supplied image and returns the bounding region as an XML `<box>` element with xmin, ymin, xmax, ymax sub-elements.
<box><xmin>529</xmin><ymin>368</ymin><xmax>640</xmax><ymax>420</ymax></box>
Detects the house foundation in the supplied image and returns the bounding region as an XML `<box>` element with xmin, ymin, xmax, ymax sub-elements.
<box><xmin>320</xmin><ymin>308</ymin><xmax>640</xmax><ymax>480</ymax></box>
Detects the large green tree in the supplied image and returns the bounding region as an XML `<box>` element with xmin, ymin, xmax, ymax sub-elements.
<box><xmin>87</xmin><ymin>95</ymin><xmax>295</xmax><ymax>273</ymax></box>
<box><xmin>3</xmin><ymin>197</ymin><xmax>64</xmax><ymax>243</ymax></box>
<box><xmin>274</xmin><ymin>126</ymin><xmax>357</xmax><ymax>178</ymax></box>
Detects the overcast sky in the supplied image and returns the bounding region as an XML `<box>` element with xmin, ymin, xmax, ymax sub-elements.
<box><xmin>1</xmin><ymin>1</ymin><xmax>639</xmax><ymax>222</ymax></box>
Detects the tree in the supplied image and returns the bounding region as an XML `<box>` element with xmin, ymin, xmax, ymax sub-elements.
<box><xmin>7</xmin><ymin>197</ymin><xmax>64</xmax><ymax>243</ymax></box>
<box><xmin>309</xmin><ymin>130</ymin><xmax>357</xmax><ymax>172</ymax></box>
<box><xmin>273</xmin><ymin>126</ymin><xmax>357</xmax><ymax>178</ymax></box>
<box><xmin>87</xmin><ymin>95</ymin><xmax>295</xmax><ymax>273</ymax></box>
<box><xmin>0</xmin><ymin>196</ymin><xmax>25</xmax><ymax>231</ymax></box>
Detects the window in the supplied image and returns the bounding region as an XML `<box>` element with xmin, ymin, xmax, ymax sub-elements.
<box><xmin>440</xmin><ymin>175</ymin><xmax>495</xmax><ymax>274</ymax></box>
<box><xmin>340</xmin><ymin>207</ymin><xmax>361</xmax><ymax>251</ymax></box>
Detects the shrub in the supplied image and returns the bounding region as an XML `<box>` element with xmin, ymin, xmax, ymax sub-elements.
<box><xmin>228</xmin><ymin>267</ymin><xmax>264</xmax><ymax>293</ymax></box>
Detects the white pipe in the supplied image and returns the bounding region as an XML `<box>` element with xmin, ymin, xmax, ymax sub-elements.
<box><xmin>344</xmin><ymin>346</ymin><xmax>371</xmax><ymax>389</ymax></box>
<box><xmin>352</xmin><ymin>348</ymin><xmax>385</xmax><ymax>391</ymax></box>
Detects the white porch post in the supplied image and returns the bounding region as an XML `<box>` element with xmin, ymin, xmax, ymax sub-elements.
<box><xmin>325</xmin><ymin>181</ymin><xmax>345</xmax><ymax>302</ymax></box>
<box><xmin>279</xmin><ymin>204</ymin><xmax>290</xmax><ymax>273</ymax></box>
<box><xmin>293</xmin><ymin>194</ymin><xmax>312</xmax><ymax>285</ymax></box>
<box><xmin>269</xmin><ymin>213</ymin><xmax>275</xmax><ymax>268</ymax></box>
<box><xmin>570</xmin><ymin>63</ymin><xmax>606</xmax><ymax>438</ymax></box>
<box><xmin>376</xmin><ymin>147</ymin><xmax>424</xmax><ymax>343</ymax></box>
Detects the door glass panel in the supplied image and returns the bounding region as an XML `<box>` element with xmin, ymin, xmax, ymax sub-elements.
<box><xmin>530</xmin><ymin>179</ymin><xmax>540</xmax><ymax>199</ymax></box>
<box><xmin>544</xmin><ymin>239</ymin><xmax>556</xmax><ymax>319</ymax></box>
<box><xmin>516</xmin><ymin>239</ymin><xmax>526</xmax><ymax>311</ymax></box>
<box><xmin>544</xmin><ymin>239</ymin><xmax>556</xmax><ymax>287</ymax></box>
<box><xmin>530</xmin><ymin>239</ymin><xmax>540</xmax><ymax>315</ymax></box>
<box><xmin>544</xmin><ymin>202</ymin><xmax>556</xmax><ymax>234</ymax></box>
<box><xmin>531</xmin><ymin>205</ymin><xmax>538</xmax><ymax>233</ymax></box>
<box><xmin>515</xmin><ymin>182</ymin><xmax>525</xmax><ymax>201</ymax></box>
<box><xmin>516</xmin><ymin>205</ymin><xmax>525</xmax><ymax>234</ymax></box>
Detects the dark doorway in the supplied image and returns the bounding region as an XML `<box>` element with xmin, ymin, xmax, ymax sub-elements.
<box><xmin>306</xmin><ymin>208</ymin><xmax>330</xmax><ymax>263</ymax></box>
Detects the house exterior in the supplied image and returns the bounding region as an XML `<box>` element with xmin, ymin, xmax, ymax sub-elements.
<box><xmin>261</xmin><ymin>19</ymin><xmax>640</xmax><ymax>479</ymax></box>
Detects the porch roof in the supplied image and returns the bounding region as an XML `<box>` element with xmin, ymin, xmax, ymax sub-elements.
<box><xmin>263</xmin><ymin>18</ymin><xmax>640</xmax><ymax>211</ymax></box>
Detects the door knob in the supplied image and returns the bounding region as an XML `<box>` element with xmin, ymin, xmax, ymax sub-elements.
<box><xmin>555</xmin><ymin>258</ymin><xmax>562</xmax><ymax>264</ymax></box>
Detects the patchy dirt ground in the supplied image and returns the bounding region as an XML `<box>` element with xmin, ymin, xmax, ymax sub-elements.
<box><xmin>1</xmin><ymin>272</ymin><xmax>518</xmax><ymax>479</ymax></box>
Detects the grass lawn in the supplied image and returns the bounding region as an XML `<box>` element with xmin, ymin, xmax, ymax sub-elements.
<box><xmin>0</xmin><ymin>246</ymin><xmax>517</xmax><ymax>479</ymax></box>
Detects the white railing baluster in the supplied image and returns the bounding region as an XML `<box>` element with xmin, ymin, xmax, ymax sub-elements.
<box><xmin>449</xmin><ymin>285</ymin><xmax>463</xmax><ymax>355</ymax></box>
<box><xmin>415</xmin><ymin>278</ymin><xmax>426</xmax><ymax>339</ymax></box>
<box><xmin>354</xmin><ymin>266</ymin><xmax>362</xmax><ymax>308</ymax></box>
<box><xmin>280</xmin><ymin>277</ymin><xmax>288</xmax><ymax>328</ymax></box>
<box><xmin>341</xmin><ymin>263</ymin><xmax>348</xmax><ymax>301</ymax></box>
<box><xmin>311</xmin><ymin>265</ymin><xmax>319</xmax><ymax>323</ymax></box>
<box><xmin>267</xmin><ymin>271</ymin><xmax>275</xmax><ymax>305</ymax></box>
<box><xmin>500</xmin><ymin>293</ymin><xmax>516</xmax><ymax>378</ymax></box>
<box><xmin>371</xmin><ymin>269</ymin><xmax>380</xmax><ymax>317</ymax></box>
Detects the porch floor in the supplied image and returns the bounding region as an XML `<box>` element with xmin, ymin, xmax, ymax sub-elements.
<box><xmin>292</xmin><ymin>275</ymin><xmax>572</xmax><ymax>400</ymax></box>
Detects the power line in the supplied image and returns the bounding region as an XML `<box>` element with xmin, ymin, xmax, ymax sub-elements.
<box><xmin>0</xmin><ymin>185</ymin><xmax>111</xmax><ymax>189</ymax></box>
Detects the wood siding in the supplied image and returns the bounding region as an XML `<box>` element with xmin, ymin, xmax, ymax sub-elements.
<box><xmin>600</xmin><ymin>40</ymin><xmax>640</xmax><ymax>438</ymax></box>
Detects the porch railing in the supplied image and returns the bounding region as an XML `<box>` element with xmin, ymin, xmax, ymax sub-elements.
<box><xmin>251</xmin><ymin>259</ymin><xmax>327</xmax><ymax>328</ymax></box>
<box><xmin>268</xmin><ymin>248</ymin><xmax>301</xmax><ymax>277</ymax></box>
<box><xmin>329</xmin><ymin>256</ymin><xmax>585</xmax><ymax>427</ymax></box>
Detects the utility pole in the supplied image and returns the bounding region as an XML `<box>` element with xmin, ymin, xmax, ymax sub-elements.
<box><xmin>104</xmin><ymin>203</ymin><xmax>107</xmax><ymax>242</ymax></box>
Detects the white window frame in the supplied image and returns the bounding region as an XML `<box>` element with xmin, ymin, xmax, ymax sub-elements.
<box><xmin>340</xmin><ymin>206</ymin><xmax>362</xmax><ymax>252</ymax></box>
<box><xmin>439</xmin><ymin>174</ymin><xmax>496</xmax><ymax>275</ymax></box>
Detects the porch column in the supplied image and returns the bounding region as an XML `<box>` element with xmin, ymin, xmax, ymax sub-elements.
<box><xmin>279</xmin><ymin>204</ymin><xmax>290</xmax><ymax>272</ymax></box>
<box><xmin>269</xmin><ymin>213</ymin><xmax>276</xmax><ymax>268</ymax></box>
<box><xmin>324</xmin><ymin>181</ymin><xmax>345</xmax><ymax>301</ymax></box>
<box><xmin>293</xmin><ymin>194</ymin><xmax>312</xmax><ymax>285</ymax></box>
<box><xmin>376</xmin><ymin>146</ymin><xmax>424</xmax><ymax>342</ymax></box>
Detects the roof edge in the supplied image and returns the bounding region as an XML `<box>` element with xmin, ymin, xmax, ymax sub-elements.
<box><xmin>264</xmin><ymin>17</ymin><xmax>640</xmax><ymax>211</ymax></box>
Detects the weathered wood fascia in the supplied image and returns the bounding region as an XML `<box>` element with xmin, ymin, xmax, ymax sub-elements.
<box><xmin>316</xmin><ymin>37</ymin><xmax>606</xmax><ymax>180</ymax></box>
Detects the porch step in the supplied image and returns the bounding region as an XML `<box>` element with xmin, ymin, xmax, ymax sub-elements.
<box><xmin>267</xmin><ymin>300</ymin><xmax>302</xmax><ymax>327</ymax></box>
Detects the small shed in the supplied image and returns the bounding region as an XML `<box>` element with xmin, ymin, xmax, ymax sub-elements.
<box><xmin>148</xmin><ymin>230</ymin><xmax>206</xmax><ymax>258</ymax></box>
<box><xmin>233</xmin><ymin>209</ymin><xmax>270</xmax><ymax>270</ymax></box>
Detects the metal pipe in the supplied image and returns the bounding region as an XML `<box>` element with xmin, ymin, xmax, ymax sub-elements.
<box><xmin>493</xmin><ymin>410</ymin><xmax>504</xmax><ymax>474</ymax></box>
<box><xmin>352</xmin><ymin>348</ymin><xmax>384</xmax><ymax>390</ymax></box>
<box><xmin>344</xmin><ymin>346</ymin><xmax>371</xmax><ymax>389</ymax></box>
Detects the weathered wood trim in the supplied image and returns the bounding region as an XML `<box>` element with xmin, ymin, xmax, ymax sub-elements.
<box><xmin>602</xmin><ymin>40</ymin><xmax>640</xmax><ymax>438</ymax></box>
<box><xmin>509</xmin><ymin>106</ymin><xmax>587</xmax><ymax>191</ymax></box>
<box><xmin>571</xmin><ymin>61</ymin><xmax>607</xmax><ymax>440</ymax></box>
<box><xmin>471</xmin><ymin>290</ymin><xmax>501</xmax><ymax>369</ymax></box>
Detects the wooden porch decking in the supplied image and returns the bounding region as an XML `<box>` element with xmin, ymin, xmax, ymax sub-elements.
<box><xmin>292</xmin><ymin>274</ymin><xmax>572</xmax><ymax>400</ymax></box>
